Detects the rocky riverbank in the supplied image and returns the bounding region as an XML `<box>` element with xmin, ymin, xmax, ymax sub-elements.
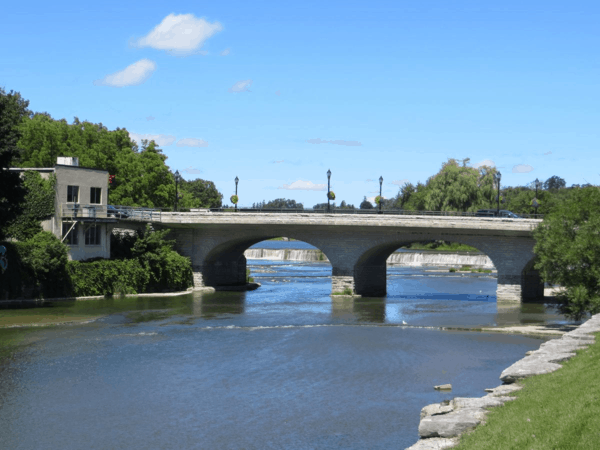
<box><xmin>406</xmin><ymin>313</ymin><xmax>600</xmax><ymax>449</ymax></box>
<box><xmin>245</xmin><ymin>249</ymin><xmax>494</xmax><ymax>269</ymax></box>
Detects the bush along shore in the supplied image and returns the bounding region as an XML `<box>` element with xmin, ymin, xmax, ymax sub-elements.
<box><xmin>407</xmin><ymin>313</ymin><xmax>600</xmax><ymax>450</ymax></box>
<box><xmin>0</xmin><ymin>225</ymin><xmax>193</xmax><ymax>302</ymax></box>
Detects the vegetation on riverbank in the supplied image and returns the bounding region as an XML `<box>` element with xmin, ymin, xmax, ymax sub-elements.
<box><xmin>402</xmin><ymin>241</ymin><xmax>480</xmax><ymax>252</ymax></box>
<box><xmin>454</xmin><ymin>331</ymin><xmax>600</xmax><ymax>449</ymax></box>
<box><xmin>0</xmin><ymin>225</ymin><xmax>193</xmax><ymax>300</ymax></box>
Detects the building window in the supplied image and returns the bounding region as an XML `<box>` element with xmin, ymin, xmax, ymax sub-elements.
<box><xmin>62</xmin><ymin>223</ymin><xmax>78</xmax><ymax>245</ymax></box>
<box><xmin>90</xmin><ymin>187</ymin><xmax>102</xmax><ymax>204</ymax></box>
<box><xmin>67</xmin><ymin>185</ymin><xmax>79</xmax><ymax>203</ymax></box>
<box><xmin>85</xmin><ymin>225</ymin><xmax>102</xmax><ymax>246</ymax></box>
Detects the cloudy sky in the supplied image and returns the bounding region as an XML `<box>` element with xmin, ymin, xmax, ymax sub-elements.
<box><xmin>3</xmin><ymin>1</ymin><xmax>599</xmax><ymax>206</ymax></box>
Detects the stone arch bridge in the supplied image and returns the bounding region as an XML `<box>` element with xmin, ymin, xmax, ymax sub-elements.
<box><xmin>151</xmin><ymin>212</ymin><xmax>544</xmax><ymax>302</ymax></box>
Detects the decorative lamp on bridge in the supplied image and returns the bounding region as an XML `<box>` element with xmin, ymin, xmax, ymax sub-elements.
<box><xmin>174</xmin><ymin>170</ymin><xmax>181</xmax><ymax>212</ymax></box>
<box><xmin>235</xmin><ymin>176</ymin><xmax>239</xmax><ymax>212</ymax></box>
<box><xmin>378</xmin><ymin>176</ymin><xmax>383</xmax><ymax>214</ymax></box>
<box><xmin>327</xmin><ymin>169</ymin><xmax>332</xmax><ymax>213</ymax></box>
<box><xmin>494</xmin><ymin>171</ymin><xmax>502</xmax><ymax>214</ymax></box>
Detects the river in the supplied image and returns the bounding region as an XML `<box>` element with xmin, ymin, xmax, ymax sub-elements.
<box><xmin>0</xmin><ymin>241</ymin><xmax>573</xmax><ymax>449</ymax></box>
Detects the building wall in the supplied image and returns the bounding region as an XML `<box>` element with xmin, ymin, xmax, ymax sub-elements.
<box><xmin>54</xmin><ymin>165</ymin><xmax>111</xmax><ymax>260</ymax></box>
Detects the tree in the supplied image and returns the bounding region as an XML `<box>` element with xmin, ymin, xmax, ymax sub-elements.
<box><xmin>0</xmin><ymin>87</ymin><xmax>30</xmax><ymax>239</ymax></box>
<box><xmin>179</xmin><ymin>178</ymin><xmax>223</xmax><ymax>208</ymax></box>
<box><xmin>543</xmin><ymin>175</ymin><xmax>566</xmax><ymax>191</ymax></box>
<box><xmin>4</xmin><ymin>171</ymin><xmax>56</xmax><ymax>240</ymax></box>
<box><xmin>360</xmin><ymin>196</ymin><xmax>374</xmax><ymax>209</ymax></box>
<box><xmin>262</xmin><ymin>198</ymin><xmax>304</xmax><ymax>209</ymax></box>
<box><xmin>422</xmin><ymin>158</ymin><xmax>497</xmax><ymax>212</ymax></box>
<box><xmin>533</xmin><ymin>186</ymin><xmax>600</xmax><ymax>320</ymax></box>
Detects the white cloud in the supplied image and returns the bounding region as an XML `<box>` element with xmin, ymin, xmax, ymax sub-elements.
<box><xmin>93</xmin><ymin>59</ymin><xmax>157</xmax><ymax>87</ymax></box>
<box><xmin>272</xmin><ymin>160</ymin><xmax>284</xmax><ymax>164</ymax></box>
<box><xmin>275</xmin><ymin>90</ymin><xmax>281</xmax><ymax>96</ymax></box>
<box><xmin>133</xmin><ymin>14</ymin><xmax>223</xmax><ymax>55</ymax></box>
<box><xmin>512</xmin><ymin>164</ymin><xmax>534</xmax><ymax>173</ymax></box>
<box><xmin>220</xmin><ymin>48</ymin><xmax>230</xmax><ymax>56</ymax></box>
<box><xmin>306</xmin><ymin>138</ymin><xmax>362</xmax><ymax>146</ymax></box>
<box><xmin>183</xmin><ymin>166</ymin><xmax>202</xmax><ymax>174</ymax></box>
<box><xmin>177</xmin><ymin>138</ymin><xmax>209</xmax><ymax>148</ymax></box>
<box><xmin>472</xmin><ymin>159</ymin><xmax>496</xmax><ymax>168</ymax></box>
<box><xmin>278</xmin><ymin>180</ymin><xmax>326</xmax><ymax>191</ymax></box>
<box><xmin>129</xmin><ymin>132</ymin><xmax>176</xmax><ymax>147</ymax></box>
<box><xmin>146</xmin><ymin>115</ymin><xmax>155</xmax><ymax>121</ymax></box>
<box><xmin>228</xmin><ymin>79</ymin><xmax>252</xmax><ymax>93</ymax></box>
<box><xmin>544</xmin><ymin>151</ymin><xmax>552</xmax><ymax>155</ymax></box>
<box><xmin>391</xmin><ymin>179</ymin><xmax>410</xmax><ymax>186</ymax></box>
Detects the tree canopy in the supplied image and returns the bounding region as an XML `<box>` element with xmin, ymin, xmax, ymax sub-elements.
<box><xmin>10</xmin><ymin>106</ymin><xmax>222</xmax><ymax>210</ymax></box>
<box><xmin>0</xmin><ymin>88</ymin><xmax>30</xmax><ymax>238</ymax></box>
<box><xmin>533</xmin><ymin>186</ymin><xmax>600</xmax><ymax>320</ymax></box>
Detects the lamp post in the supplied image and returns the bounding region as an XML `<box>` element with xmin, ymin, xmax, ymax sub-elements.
<box><xmin>235</xmin><ymin>176</ymin><xmax>239</xmax><ymax>212</ymax></box>
<box><xmin>378</xmin><ymin>176</ymin><xmax>383</xmax><ymax>214</ymax></box>
<box><xmin>494</xmin><ymin>171</ymin><xmax>502</xmax><ymax>215</ymax></box>
<box><xmin>533</xmin><ymin>178</ymin><xmax>540</xmax><ymax>216</ymax></box>
<box><xmin>327</xmin><ymin>169</ymin><xmax>331</xmax><ymax>213</ymax></box>
<box><xmin>174</xmin><ymin>170</ymin><xmax>181</xmax><ymax>212</ymax></box>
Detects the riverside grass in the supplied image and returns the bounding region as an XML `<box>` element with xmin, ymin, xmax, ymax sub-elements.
<box><xmin>454</xmin><ymin>331</ymin><xmax>600</xmax><ymax>450</ymax></box>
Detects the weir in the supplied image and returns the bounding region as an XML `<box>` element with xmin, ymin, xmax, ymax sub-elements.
<box><xmin>244</xmin><ymin>248</ymin><xmax>495</xmax><ymax>269</ymax></box>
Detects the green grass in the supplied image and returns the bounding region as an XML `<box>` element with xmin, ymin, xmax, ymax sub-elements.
<box><xmin>332</xmin><ymin>287</ymin><xmax>353</xmax><ymax>296</ymax></box>
<box><xmin>454</xmin><ymin>331</ymin><xmax>600</xmax><ymax>449</ymax></box>
<box><xmin>403</xmin><ymin>242</ymin><xmax>480</xmax><ymax>252</ymax></box>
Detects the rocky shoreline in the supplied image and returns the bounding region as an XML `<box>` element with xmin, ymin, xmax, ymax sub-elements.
<box><xmin>406</xmin><ymin>313</ymin><xmax>600</xmax><ymax>449</ymax></box>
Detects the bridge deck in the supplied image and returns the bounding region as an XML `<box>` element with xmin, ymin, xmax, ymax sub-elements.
<box><xmin>158</xmin><ymin>212</ymin><xmax>541</xmax><ymax>234</ymax></box>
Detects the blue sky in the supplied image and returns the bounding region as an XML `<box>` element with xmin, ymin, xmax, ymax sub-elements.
<box><xmin>3</xmin><ymin>0</ymin><xmax>599</xmax><ymax>207</ymax></box>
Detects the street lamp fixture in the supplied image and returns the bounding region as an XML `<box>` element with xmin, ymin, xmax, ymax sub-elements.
<box><xmin>494</xmin><ymin>171</ymin><xmax>502</xmax><ymax>215</ymax></box>
<box><xmin>327</xmin><ymin>169</ymin><xmax>331</xmax><ymax>213</ymax></box>
<box><xmin>379</xmin><ymin>176</ymin><xmax>383</xmax><ymax>214</ymax></box>
<box><xmin>174</xmin><ymin>170</ymin><xmax>181</xmax><ymax>212</ymax></box>
<box><xmin>533</xmin><ymin>178</ymin><xmax>541</xmax><ymax>216</ymax></box>
<box><xmin>235</xmin><ymin>176</ymin><xmax>239</xmax><ymax>212</ymax></box>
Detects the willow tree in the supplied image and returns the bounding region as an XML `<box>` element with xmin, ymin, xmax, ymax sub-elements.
<box><xmin>422</xmin><ymin>158</ymin><xmax>497</xmax><ymax>212</ymax></box>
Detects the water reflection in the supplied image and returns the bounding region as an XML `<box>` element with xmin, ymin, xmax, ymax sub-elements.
<box><xmin>494</xmin><ymin>302</ymin><xmax>555</xmax><ymax>327</ymax></box>
<box><xmin>191</xmin><ymin>291</ymin><xmax>246</xmax><ymax>317</ymax></box>
<box><xmin>331</xmin><ymin>297</ymin><xmax>387</xmax><ymax>323</ymax></box>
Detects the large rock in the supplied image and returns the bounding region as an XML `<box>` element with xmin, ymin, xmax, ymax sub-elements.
<box><xmin>500</xmin><ymin>358</ymin><xmax>563</xmax><ymax>383</ymax></box>
<box><xmin>405</xmin><ymin>437</ymin><xmax>459</xmax><ymax>450</ymax></box>
<box><xmin>418</xmin><ymin>408</ymin><xmax>487</xmax><ymax>438</ymax></box>
<box><xmin>420</xmin><ymin>402</ymin><xmax>454</xmax><ymax>420</ymax></box>
<box><xmin>484</xmin><ymin>384</ymin><xmax>522</xmax><ymax>396</ymax></box>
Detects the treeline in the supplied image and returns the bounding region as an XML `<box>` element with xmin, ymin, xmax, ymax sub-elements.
<box><xmin>0</xmin><ymin>87</ymin><xmax>223</xmax><ymax>213</ymax></box>
<box><xmin>0</xmin><ymin>226</ymin><xmax>192</xmax><ymax>300</ymax></box>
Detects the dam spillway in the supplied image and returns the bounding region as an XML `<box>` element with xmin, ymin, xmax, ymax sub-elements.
<box><xmin>244</xmin><ymin>249</ymin><xmax>494</xmax><ymax>269</ymax></box>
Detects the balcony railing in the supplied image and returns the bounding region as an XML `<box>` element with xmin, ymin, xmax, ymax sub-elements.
<box><xmin>60</xmin><ymin>204</ymin><xmax>162</xmax><ymax>222</ymax></box>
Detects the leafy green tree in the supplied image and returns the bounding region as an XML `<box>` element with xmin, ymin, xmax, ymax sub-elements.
<box><xmin>533</xmin><ymin>186</ymin><xmax>600</xmax><ymax>320</ymax></box>
<box><xmin>262</xmin><ymin>198</ymin><xmax>304</xmax><ymax>209</ymax></box>
<box><xmin>0</xmin><ymin>87</ymin><xmax>30</xmax><ymax>239</ymax></box>
<box><xmin>360</xmin><ymin>196</ymin><xmax>374</xmax><ymax>209</ymax></box>
<box><xmin>5</xmin><ymin>171</ymin><xmax>56</xmax><ymax>240</ymax></box>
<box><xmin>544</xmin><ymin>175</ymin><xmax>566</xmax><ymax>191</ymax></box>
<box><xmin>17</xmin><ymin>231</ymin><xmax>70</xmax><ymax>297</ymax></box>
<box><xmin>422</xmin><ymin>158</ymin><xmax>497</xmax><ymax>212</ymax></box>
<box><xmin>178</xmin><ymin>178</ymin><xmax>223</xmax><ymax>208</ymax></box>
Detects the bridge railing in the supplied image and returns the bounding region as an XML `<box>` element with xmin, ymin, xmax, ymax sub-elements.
<box><xmin>197</xmin><ymin>207</ymin><xmax>544</xmax><ymax>219</ymax></box>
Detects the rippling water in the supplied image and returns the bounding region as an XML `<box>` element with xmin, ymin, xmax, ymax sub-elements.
<box><xmin>0</xmin><ymin>258</ymin><xmax>571</xmax><ymax>450</ymax></box>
